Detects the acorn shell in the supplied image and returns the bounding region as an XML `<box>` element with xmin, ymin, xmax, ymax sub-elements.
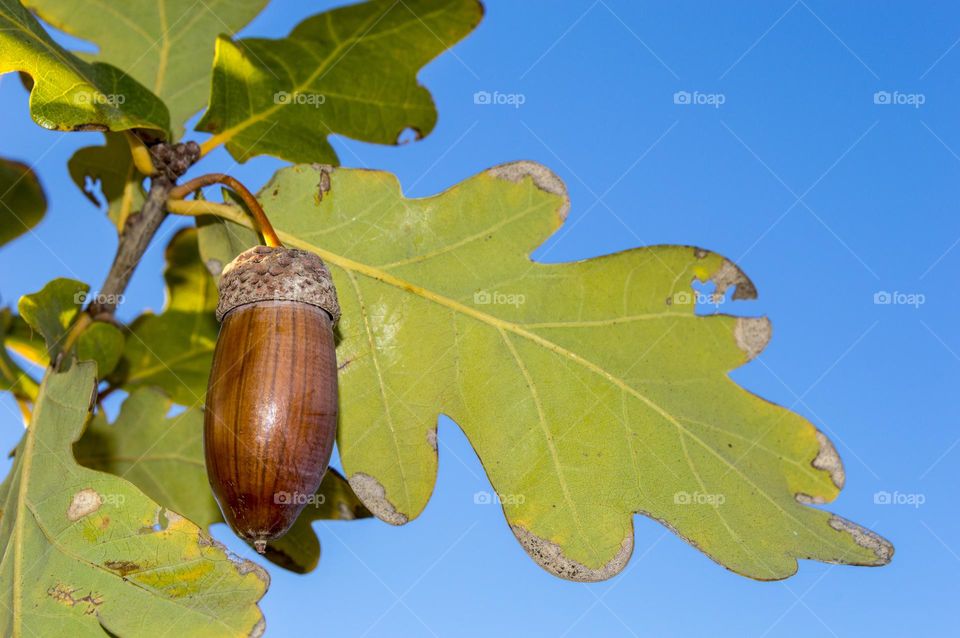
<box><xmin>204</xmin><ymin>246</ymin><xmax>340</xmax><ymax>552</ymax></box>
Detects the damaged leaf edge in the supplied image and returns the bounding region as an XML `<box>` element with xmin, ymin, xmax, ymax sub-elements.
<box><xmin>210</xmin><ymin>162</ymin><xmax>893</xmax><ymax>581</ymax></box>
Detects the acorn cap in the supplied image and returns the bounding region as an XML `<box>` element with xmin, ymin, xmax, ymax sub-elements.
<box><xmin>216</xmin><ymin>245</ymin><xmax>340</xmax><ymax>324</ymax></box>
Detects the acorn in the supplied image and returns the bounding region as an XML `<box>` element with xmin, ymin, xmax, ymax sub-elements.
<box><xmin>204</xmin><ymin>244</ymin><xmax>340</xmax><ymax>553</ymax></box>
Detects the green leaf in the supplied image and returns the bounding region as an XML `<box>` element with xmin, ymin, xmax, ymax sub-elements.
<box><xmin>67</xmin><ymin>133</ymin><xmax>143</xmax><ymax>232</ymax></box>
<box><xmin>75</xmin><ymin>321</ymin><xmax>124</xmax><ymax>378</ymax></box>
<box><xmin>196</xmin><ymin>162</ymin><xmax>894</xmax><ymax>582</ymax></box>
<box><xmin>163</xmin><ymin>226</ymin><xmax>220</xmax><ymax>313</ymax></box>
<box><xmin>0</xmin><ymin>0</ymin><xmax>169</xmax><ymax>136</ymax></box>
<box><xmin>113</xmin><ymin>228</ymin><xmax>219</xmax><ymax>406</ymax></box>
<box><xmin>197</xmin><ymin>211</ymin><xmax>258</xmax><ymax>281</ymax></box>
<box><xmin>17</xmin><ymin>278</ymin><xmax>125</xmax><ymax>377</ymax></box>
<box><xmin>0</xmin><ymin>362</ymin><xmax>267</xmax><ymax>636</ymax></box>
<box><xmin>0</xmin><ymin>157</ymin><xmax>46</xmax><ymax>246</ymax></box>
<box><xmin>75</xmin><ymin>388</ymin><xmax>372</xmax><ymax>574</ymax></box>
<box><xmin>26</xmin><ymin>0</ymin><xmax>268</xmax><ymax>137</ymax></box>
<box><xmin>17</xmin><ymin>278</ymin><xmax>87</xmax><ymax>362</ymax></box>
<box><xmin>0</xmin><ymin>309</ymin><xmax>39</xmax><ymax>401</ymax></box>
<box><xmin>196</xmin><ymin>0</ymin><xmax>483</xmax><ymax>163</ymax></box>
<box><xmin>37</xmin><ymin>0</ymin><xmax>267</xmax><ymax>230</ymax></box>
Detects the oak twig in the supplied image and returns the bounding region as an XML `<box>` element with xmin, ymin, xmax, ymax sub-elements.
<box><xmin>89</xmin><ymin>141</ymin><xmax>201</xmax><ymax>316</ymax></box>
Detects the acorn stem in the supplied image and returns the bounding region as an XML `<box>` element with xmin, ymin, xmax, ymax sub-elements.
<box><xmin>169</xmin><ymin>173</ymin><xmax>283</xmax><ymax>248</ymax></box>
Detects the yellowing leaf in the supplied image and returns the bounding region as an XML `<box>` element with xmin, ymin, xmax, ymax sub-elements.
<box><xmin>3</xmin><ymin>309</ymin><xmax>46</xmax><ymax>366</ymax></box>
<box><xmin>197</xmin><ymin>0</ymin><xmax>482</xmax><ymax>163</ymax></box>
<box><xmin>0</xmin><ymin>362</ymin><xmax>267</xmax><ymax>637</ymax></box>
<box><xmin>0</xmin><ymin>308</ymin><xmax>38</xmax><ymax>401</ymax></box>
<box><xmin>0</xmin><ymin>0</ymin><xmax>169</xmax><ymax>136</ymax></box>
<box><xmin>25</xmin><ymin>0</ymin><xmax>268</xmax><ymax>136</ymax></box>
<box><xmin>75</xmin><ymin>387</ymin><xmax>371</xmax><ymax>573</ymax></box>
<box><xmin>197</xmin><ymin>163</ymin><xmax>894</xmax><ymax>581</ymax></box>
<box><xmin>0</xmin><ymin>157</ymin><xmax>46</xmax><ymax>247</ymax></box>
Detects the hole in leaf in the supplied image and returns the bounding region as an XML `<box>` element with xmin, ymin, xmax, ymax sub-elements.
<box><xmin>396</xmin><ymin>127</ymin><xmax>422</xmax><ymax>145</ymax></box>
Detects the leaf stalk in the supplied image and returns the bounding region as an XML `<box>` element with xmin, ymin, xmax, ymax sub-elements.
<box><xmin>168</xmin><ymin>174</ymin><xmax>282</xmax><ymax>247</ymax></box>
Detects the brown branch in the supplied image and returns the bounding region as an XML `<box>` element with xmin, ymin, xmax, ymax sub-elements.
<box><xmin>88</xmin><ymin>178</ymin><xmax>172</xmax><ymax>315</ymax></box>
<box><xmin>88</xmin><ymin>141</ymin><xmax>200</xmax><ymax>316</ymax></box>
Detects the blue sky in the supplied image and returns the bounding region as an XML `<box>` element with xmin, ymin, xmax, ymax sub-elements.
<box><xmin>1</xmin><ymin>1</ymin><xmax>957</xmax><ymax>635</ymax></box>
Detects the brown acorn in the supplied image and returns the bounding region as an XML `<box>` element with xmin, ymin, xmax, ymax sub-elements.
<box><xmin>204</xmin><ymin>245</ymin><xmax>340</xmax><ymax>553</ymax></box>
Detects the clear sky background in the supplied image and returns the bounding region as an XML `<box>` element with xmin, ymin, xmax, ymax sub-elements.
<box><xmin>1</xmin><ymin>1</ymin><xmax>957</xmax><ymax>636</ymax></box>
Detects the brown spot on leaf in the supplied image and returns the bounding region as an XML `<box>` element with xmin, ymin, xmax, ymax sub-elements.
<box><xmin>104</xmin><ymin>560</ymin><xmax>141</xmax><ymax>577</ymax></box>
<box><xmin>349</xmin><ymin>472</ymin><xmax>408</xmax><ymax>525</ymax></box>
<box><xmin>205</xmin><ymin>534</ymin><xmax>272</xmax><ymax>586</ymax></box>
<box><xmin>711</xmin><ymin>259</ymin><xmax>757</xmax><ymax>300</ymax></box>
<box><xmin>47</xmin><ymin>583</ymin><xmax>104</xmax><ymax>614</ymax></box>
<box><xmin>734</xmin><ymin>317</ymin><xmax>771</xmax><ymax>361</ymax></box>
<box><xmin>427</xmin><ymin>427</ymin><xmax>438</xmax><ymax>452</ymax></box>
<box><xmin>489</xmin><ymin>161</ymin><xmax>570</xmax><ymax>221</ymax></box>
<box><xmin>310</xmin><ymin>164</ymin><xmax>333</xmax><ymax>202</ymax></box>
<box><xmin>812</xmin><ymin>431</ymin><xmax>845</xmax><ymax>490</ymax></box>
<box><xmin>510</xmin><ymin>524</ymin><xmax>632</xmax><ymax>582</ymax></box>
<box><xmin>828</xmin><ymin>515</ymin><xmax>894</xmax><ymax>564</ymax></box>
<box><xmin>67</xmin><ymin>489</ymin><xmax>101</xmax><ymax>521</ymax></box>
